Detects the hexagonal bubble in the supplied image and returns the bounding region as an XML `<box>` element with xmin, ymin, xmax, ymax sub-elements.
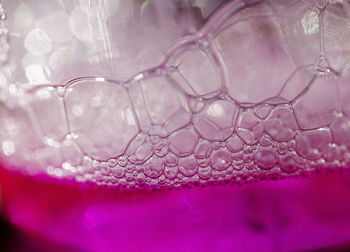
<box><xmin>295</xmin><ymin>128</ymin><xmax>332</xmax><ymax>161</ymax></box>
<box><xmin>293</xmin><ymin>76</ymin><xmax>338</xmax><ymax>130</ymax></box>
<box><xmin>169</xmin><ymin>129</ymin><xmax>199</xmax><ymax>157</ymax></box>
<box><xmin>64</xmin><ymin>78</ymin><xmax>139</xmax><ymax>161</ymax></box>
<box><xmin>236</xmin><ymin>110</ymin><xmax>263</xmax><ymax>145</ymax></box>
<box><xmin>264</xmin><ymin>106</ymin><xmax>298</xmax><ymax>142</ymax></box>
<box><xmin>193</xmin><ymin>100</ymin><xmax>238</xmax><ymax>141</ymax></box>
<box><xmin>213</xmin><ymin>15</ymin><xmax>294</xmax><ymax>104</ymax></box>
<box><xmin>168</xmin><ymin>46</ymin><xmax>222</xmax><ymax>98</ymax></box>
<box><xmin>127</xmin><ymin>74</ymin><xmax>191</xmax><ymax>137</ymax></box>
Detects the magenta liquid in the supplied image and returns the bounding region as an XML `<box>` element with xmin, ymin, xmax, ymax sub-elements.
<box><xmin>1</xmin><ymin>0</ymin><xmax>350</xmax><ymax>251</ymax></box>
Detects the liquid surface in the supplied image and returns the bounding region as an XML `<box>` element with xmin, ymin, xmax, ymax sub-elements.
<box><xmin>0</xmin><ymin>0</ymin><xmax>350</xmax><ymax>189</ymax></box>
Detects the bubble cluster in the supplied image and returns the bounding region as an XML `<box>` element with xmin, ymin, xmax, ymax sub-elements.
<box><xmin>1</xmin><ymin>0</ymin><xmax>350</xmax><ymax>190</ymax></box>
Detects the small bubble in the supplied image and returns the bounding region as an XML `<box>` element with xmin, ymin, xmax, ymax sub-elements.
<box><xmin>210</xmin><ymin>150</ymin><xmax>232</xmax><ymax>171</ymax></box>
<box><xmin>154</xmin><ymin>142</ymin><xmax>169</xmax><ymax>157</ymax></box>
<box><xmin>245</xmin><ymin>162</ymin><xmax>255</xmax><ymax>170</ymax></box>
<box><xmin>178</xmin><ymin>156</ymin><xmax>198</xmax><ymax>177</ymax></box>
<box><xmin>117</xmin><ymin>156</ymin><xmax>128</xmax><ymax>167</ymax></box>
<box><xmin>56</xmin><ymin>86</ymin><xmax>65</xmax><ymax>97</ymax></box>
<box><xmin>194</xmin><ymin>142</ymin><xmax>212</xmax><ymax>159</ymax></box>
<box><xmin>259</xmin><ymin>136</ymin><xmax>272</xmax><ymax>147</ymax></box>
<box><xmin>314</xmin><ymin>55</ymin><xmax>330</xmax><ymax>74</ymax></box>
<box><xmin>254</xmin><ymin>103</ymin><xmax>271</xmax><ymax>119</ymax></box>
<box><xmin>164</xmin><ymin>166</ymin><xmax>178</xmax><ymax>180</ymax></box>
<box><xmin>199</xmin><ymin>159</ymin><xmax>210</xmax><ymax>167</ymax></box>
<box><xmin>254</xmin><ymin>147</ymin><xmax>279</xmax><ymax>170</ymax></box>
<box><xmin>243</xmin><ymin>154</ymin><xmax>253</xmax><ymax>163</ymax></box>
<box><xmin>107</xmin><ymin>158</ymin><xmax>117</xmax><ymax>167</ymax></box>
<box><xmin>165</xmin><ymin>153</ymin><xmax>178</xmax><ymax>167</ymax></box>
<box><xmin>126</xmin><ymin>165</ymin><xmax>134</xmax><ymax>173</ymax></box>
<box><xmin>211</xmin><ymin>142</ymin><xmax>222</xmax><ymax>150</ymax></box>
<box><xmin>150</xmin><ymin>135</ymin><xmax>159</xmax><ymax>144</ymax></box>
<box><xmin>226</xmin><ymin>135</ymin><xmax>244</xmax><ymax>153</ymax></box>
<box><xmin>280</xmin><ymin>154</ymin><xmax>300</xmax><ymax>173</ymax></box>
<box><xmin>143</xmin><ymin>157</ymin><xmax>165</xmax><ymax>179</ymax></box>
<box><xmin>277</xmin><ymin>143</ymin><xmax>288</xmax><ymax>155</ymax></box>
<box><xmin>233</xmin><ymin>152</ymin><xmax>244</xmax><ymax>161</ymax></box>
<box><xmin>198</xmin><ymin>166</ymin><xmax>212</xmax><ymax>180</ymax></box>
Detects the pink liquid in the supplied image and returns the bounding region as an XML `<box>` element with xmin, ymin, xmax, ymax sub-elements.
<box><xmin>3</xmin><ymin>167</ymin><xmax>350</xmax><ymax>251</ymax></box>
